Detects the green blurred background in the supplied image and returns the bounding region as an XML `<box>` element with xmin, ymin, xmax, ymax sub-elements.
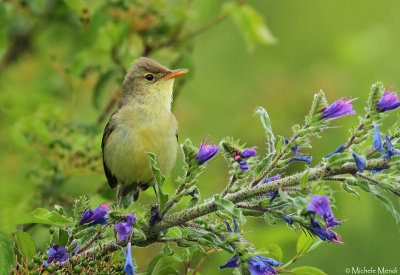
<box><xmin>1</xmin><ymin>0</ymin><xmax>400</xmax><ymax>274</ymax></box>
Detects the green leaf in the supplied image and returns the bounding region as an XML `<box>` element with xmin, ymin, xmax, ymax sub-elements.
<box><xmin>166</xmin><ymin>227</ymin><xmax>182</xmax><ymax>239</ymax></box>
<box><xmin>214</xmin><ymin>194</ymin><xmax>246</xmax><ymax>223</ymax></box>
<box><xmin>325</xmin><ymin>152</ymin><xmax>353</xmax><ymax>169</ymax></box>
<box><xmin>305</xmin><ymin>90</ymin><xmax>328</xmax><ymax>124</ymax></box>
<box><xmin>14</xmin><ymin>231</ymin><xmax>36</xmax><ymax>260</ymax></box>
<box><xmin>300</xmin><ymin>170</ymin><xmax>309</xmax><ymax>189</ymax></box>
<box><xmin>255</xmin><ymin>107</ymin><xmax>275</xmax><ymax>153</ymax></box>
<box><xmin>296</xmin><ymin>233</ymin><xmax>314</xmax><ymax>256</ymax></box>
<box><xmin>184</xmin><ymin>186</ymin><xmax>201</xmax><ymax>208</ymax></box>
<box><xmin>150</xmin><ymin>256</ymin><xmax>180</xmax><ymax>275</ymax></box>
<box><xmin>92</xmin><ymin>69</ymin><xmax>117</xmax><ymax>109</ymax></box>
<box><xmin>265</xmin><ymin>244</ymin><xmax>283</xmax><ymax>261</ymax></box>
<box><xmin>17</xmin><ymin>208</ymin><xmax>74</xmax><ymax>226</ymax></box>
<box><xmin>0</xmin><ymin>232</ymin><xmax>14</xmax><ymax>275</ymax></box>
<box><xmin>370</xmin><ymin>186</ymin><xmax>400</xmax><ymax>226</ymax></box>
<box><xmin>368</xmin><ymin>81</ymin><xmax>384</xmax><ymax>111</ymax></box>
<box><xmin>341</xmin><ymin>182</ymin><xmax>360</xmax><ymax>199</ymax></box>
<box><xmin>223</xmin><ymin>3</ymin><xmax>277</xmax><ymax>52</ymax></box>
<box><xmin>291</xmin><ymin>266</ymin><xmax>327</xmax><ymax>275</ymax></box>
<box><xmin>147</xmin><ymin>153</ymin><xmax>169</xmax><ymax>213</ymax></box>
<box><xmin>253</xmin><ymin>154</ymin><xmax>273</xmax><ymax>179</ymax></box>
<box><xmin>184</xmin><ymin>228</ymin><xmax>234</xmax><ymax>253</ymax></box>
<box><xmin>51</xmin><ymin>228</ymin><xmax>69</xmax><ymax>247</ymax></box>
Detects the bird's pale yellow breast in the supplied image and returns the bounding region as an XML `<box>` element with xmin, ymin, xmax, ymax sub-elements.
<box><xmin>103</xmin><ymin>105</ymin><xmax>178</xmax><ymax>186</ymax></box>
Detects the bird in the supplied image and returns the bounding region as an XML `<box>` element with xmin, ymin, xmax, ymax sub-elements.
<box><xmin>102</xmin><ymin>57</ymin><xmax>188</xmax><ymax>206</ymax></box>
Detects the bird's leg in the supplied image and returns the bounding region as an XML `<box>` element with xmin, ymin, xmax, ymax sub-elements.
<box><xmin>117</xmin><ymin>184</ymin><xmax>125</xmax><ymax>206</ymax></box>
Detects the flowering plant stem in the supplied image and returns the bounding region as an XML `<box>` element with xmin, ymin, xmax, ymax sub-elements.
<box><xmin>161</xmin><ymin>171</ymin><xmax>191</xmax><ymax>217</ymax></box>
<box><xmin>77</xmin><ymin>158</ymin><xmax>389</xmax><ymax>259</ymax></box>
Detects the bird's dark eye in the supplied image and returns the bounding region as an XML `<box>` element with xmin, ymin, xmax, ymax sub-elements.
<box><xmin>145</xmin><ymin>74</ymin><xmax>154</xmax><ymax>81</ymax></box>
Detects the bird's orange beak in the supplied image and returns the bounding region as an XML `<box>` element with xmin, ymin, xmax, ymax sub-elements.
<box><xmin>162</xmin><ymin>68</ymin><xmax>189</xmax><ymax>80</ymax></box>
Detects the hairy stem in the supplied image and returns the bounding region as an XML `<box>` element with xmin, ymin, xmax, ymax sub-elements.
<box><xmin>76</xmin><ymin>158</ymin><xmax>389</xmax><ymax>258</ymax></box>
<box><xmin>161</xmin><ymin>171</ymin><xmax>191</xmax><ymax>217</ymax></box>
<box><xmin>221</xmin><ymin>175</ymin><xmax>237</xmax><ymax>197</ymax></box>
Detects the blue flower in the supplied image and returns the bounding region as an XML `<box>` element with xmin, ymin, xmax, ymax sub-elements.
<box><xmin>224</xmin><ymin>219</ymin><xmax>239</xmax><ymax>233</ymax></box>
<box><xmin>279</xmin><ymin>213</ymin><xmax>294</xmax><ymax>225</ymax></box>
<box><xmin>320</xmin><ymin>98</ymin><xmax>356</xmax><ymax>119</ymax></box>
<box><xmin>287</xmin><ymin>154</ymin><xmax>312</xmax><ymax>165</ymax></box>
<box><xmin>80</xmin><ymin>202</ymin><xmax>110</xmax><ymax>226</ymax></box>
<box><xmin>220</xmin><ymin>255</ymin><xmax>282</xmax><ymax>274</ymax></box>
<box><xmin>324</xmin><ymin>144</ymin><xmax>345</xmax><ymax>159</ymax></box>
<box><xmin>384</xmin><ymin>135</ymin><xmax>399</xmax><ymax>158</ymax></box>
<box><xmin>262</xmin><ymin>174</ymin><xmax>281</xmax><ymax>184</ymax></box>
<box><xmin>373</xmin><ymin>124</ymin><xmax>384</xmax><ymax>152</ymax></box>
<box><xmin>284</xmin><ymin>138</ymin><xmax>300</xmax><ymax>154</ymax></box>
<box><xmin>196</xmin><ymin>138</ymin><xmax>220</xmax><ymax>165</ymax></box>
<box><xmin>248</xmin><ymin>256</ymin><xmax>282</xmax><ymax>275</ymax></box>
<box><xmin>43</xmin><ymin>245</ymin><xmax>69</xmax><ymax>266</ymax></box>
<box><xmin>124</xmin><ymin>242</ymin><xmax>135</xmax><ymax>275</ymax></box>
<box><xmin>377</xmin><ymin>86</ymin><xmax>400</xmax><ymax>112</ymax></box>
<box><xmin>219</xmin><ymin>255</ymin><xmax>240</xmax><ymax>269</ymax></box>
<box><xmin>351</xmin><ymin>152</ymin><xmax>366</xmax><ymax>173</ymax></box>
<box><xmin>306</xmin><ymin>195</ymin><xmax>341</xmax><ymax>228</ymax></box>
<box><xmin>308</xmin><ymin>218</ymin><xmax>343</xmax><ymax>245</ymax></box>
<box><xmin>71</xmin><ymin>241</ymin><xmax>79</xmax><ymax>255</ymax></box>
<box><xmin>240</xmin><ymin>161</ymin><xmax>249</xmax><ymax>171</ymax></box>
<box><xmin>242</xmin><ymin>147</ymin><xmax>257</xmax><ymax>158</ymax></box>
<box><xmin>114</xmin><ymin>213</ymin><xmax>136</xmax><ymax>241</ymax></box>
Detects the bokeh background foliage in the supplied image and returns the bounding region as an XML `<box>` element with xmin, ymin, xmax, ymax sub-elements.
<box><xmin>1</xmin><ymin>0</ymin><xmax>400</xmax><ymax>274</ymax></box>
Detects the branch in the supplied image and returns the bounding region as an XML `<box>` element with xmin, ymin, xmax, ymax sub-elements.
<box><xmin>74</xmin><ymin>158</ymin><xmax>390</xmax><ymax>258</ymax></box>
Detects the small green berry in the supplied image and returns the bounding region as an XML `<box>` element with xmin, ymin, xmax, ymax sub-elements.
<box><xmin>55</xmin><ymin>271</ymin><xmax>62</xmax><ymax>275</ymax></box>
<box><xmin>89</xmin><ymin>261</ymin><xmax>95</xmax><ymax>267</ymax></box>
<box><xmin>74</xmin><ymin>265</ymin><xmax>82</xmax><ymax>274</ymax></box>
<box><xmin>27</xmin><ymin>262</ymin><xmax>34</xmax><ymax>270</ymax></box>
<box><xmin>43</xmin><ymin>254</ymin><xmax>49</xmax><ymax>260</ymax></box>
<box><xmin>46</xmin><ymin>266</ymin><xmax>54</xmax><ymax>273</ymax></box>
<box><xmin>82</xmin><ymin>260</ymin><xmax>88</xmax><ymax>267</ymax></box>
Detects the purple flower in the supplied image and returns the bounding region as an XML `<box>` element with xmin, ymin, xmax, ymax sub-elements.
<box><xmin>373</xmin><ymin>124</ymin><xmax>384</xmax><ymax>152</ymax></box>
<box><xmin>352</xmin><ymin>152</ymin><xmax>366</xmax><ymax>173</ymax></box>
<box><xmin>320</xmin><ymin>98</ymin><xmax>356</xmax><ymax>119</ymax></box>
<box><xmin>262</xmin><ymin>174</ymin><xmax>281</xmax><ymax>184</ymax></box>
<box><xmin>80</xmin><ymin>202</ymin><xmax>110</xmax><ymax>226</ymax></box>
<box><xmin>43</xmin><ymin>245</ymin><xmax>69</xmax><ymax>266</ymax></box>
<box><xmin>242</xmin><ymin>147</ymin><xmax>257</xmax><ymax>158</ymax></box>
<box><xmin>220</xmin><ymin>255</ymin><xmax>282</xmax><ymax>274</ymax></box>
<box><xmin>306</xmin><ymin>195</ymin><xmax>341</xmax><ymax>228</ymax></box>
<box><xmin>115</xmin><ymin>213</ymin><xmax>136</xmax><ymax>241</ymax></box>
<box><xmin>287</xmin><ymin>154</ymin><xmax>312</xmax><ymax>165</ymax></box>
<box><xmin>240</xmin><ymin>161</ymin><xmax>249</xmax><ymax>171</ymax></box>
<box><xmin>377</xmin><ymin>86</ymin><xmax>400</xmax><ymax>112</ymax></box>
<box><xmin>124</xmin><ymin>242</ymin><xmax>134</xmax><ymax>275</ymax></box>
<box><xmin>308</xmin><ymin>218</ymin><xmax>343</xmax><ymax>245</ymax></box>
<box><xmin>196</xmin><ymin>137</ymin><xmax>220</xmax><ymax>165</ymax></box>
<box><xmin>324</xmin><ymin>144</ymin><xmax>345</xmax><ymax>159</ymax></box>
<box><xmin>284</xmin><ymin>138</ymin><xmax>300</xmax><ymax>154</ymax></box>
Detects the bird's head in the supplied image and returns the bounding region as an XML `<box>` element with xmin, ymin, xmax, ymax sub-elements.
<box><xmin>119</xmin><ymin>57</ymin><xmax>188</xmax><ymax>110</ymax></box>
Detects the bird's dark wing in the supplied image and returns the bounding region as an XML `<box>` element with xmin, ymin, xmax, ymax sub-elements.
<box><xmin>102</xmin><ymin>111</ymin><xmax>119</xmax><ymax>188</ymax></box>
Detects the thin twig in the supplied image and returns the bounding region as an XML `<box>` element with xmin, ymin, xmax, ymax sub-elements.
<box><xmin>161</xmin><ymin>171</ymin><xmax>191</xmax><ymax>217</ymax></box>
